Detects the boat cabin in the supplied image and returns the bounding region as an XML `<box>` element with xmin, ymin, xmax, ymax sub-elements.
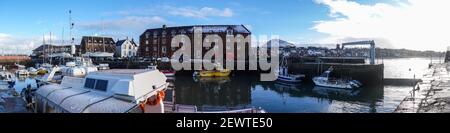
<box><xmin>34</xmin><ymin>69</ymin><xmax>168</xmax><ymax>113</ymax></box>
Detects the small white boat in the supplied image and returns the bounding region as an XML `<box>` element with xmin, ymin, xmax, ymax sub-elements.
<box><xmin>97</xmin><ymin>63</ymin><xmax>110</xmax><ymax>70</ymax></box>
<box><xmin>60</xmin><ymin>57</ymin><xmax>98</xmax><ymax>77</ymax></box>
<box><xmin>15</xmin><ymin>64</ymin><xmax>29</xmax><ymax>76</ymax></box>
<box><xmin>27</xmin><ymin>67</ymin><xmax>38</xmax><ymax>75</ymax></box>
<box><xmin>147</xmin><ymin>65</ymin><xmax>175</xmax><ymax>77</ymax></box>
<box><xmin>313</xmin><ymin>67</ymin><xmax>362</xmax><ymax>89</ymax></box>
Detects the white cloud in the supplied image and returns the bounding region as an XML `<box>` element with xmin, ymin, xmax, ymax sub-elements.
<box><xmin>0</xmin><ymin>33</ymin><xmax>41</xmax><ymax>55</ymax></box>
<box><xmin>167</xmin><ymin>6</ymin><xmax>234</xmax><ymax>19</ymax></box>
<box><xmin>312</xmin><ymin>0</ymin><xmax>450</xmax><ymax>51</ymax></box>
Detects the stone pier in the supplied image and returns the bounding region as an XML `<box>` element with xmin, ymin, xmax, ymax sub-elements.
<box><xmin>395</xmin><ymin>63</ymin><xmax>450</xmax><ymax>113</ymax></box>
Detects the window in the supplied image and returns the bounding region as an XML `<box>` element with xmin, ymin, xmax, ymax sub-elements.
<box><xmin>145</xmin><ymin>33</ymin><xmax>150</xmax><ymax>39</ymax></box>
<box><xmin>162</xmin><ymin>31</ymin><xmax>166</xmax><ymax>38</ymax></box>
<box><xmin>153</xmin><ymin>31</ymin><xmax>158</xmax><ymax>38</ymax></box>
<box><xmin>84</xmin><ymin>78</ymin><xmax>96</xmax><ymax>89</ymax></box>
<box><xmin>145</xmin><ymin>47</ymin><xmax>149</xmax><ymax>52</ymax></box>
<box><xmin>153</xmin><ymin>39</ymin><xmax>157</xmax><ymax>44</ymax></box>
<box><xmin>94</xmin><ymin>79</ymin><xmax>108</xmax><ymax>91</ymax></box>
<box><xmin>162</xmin><ymin>46</ymin><xmax>167</xmax><ymax>53</ymax></box>
<box><xmin>146</xmin><ymin>40</ymin><xmax>149</xmax><ymax>45</ymax></box>
<box><xmin>153</xmin><ymin>46</ymin><xmax>157</xmax><ymax>51</ymax></box>
<box><xmin>171</xmin><ymin>30</ymin><xmax>176</xmax><ymax>36</ymax></box>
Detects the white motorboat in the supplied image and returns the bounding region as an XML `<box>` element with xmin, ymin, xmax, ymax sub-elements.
<box><xmin>312</xmin><ymin>67</ymin><xmax>362</xmax><ymax>89</ymax></box>
<box><xmin>97</xmin><ymin>63</ymin><xmax>110</xmax><ymax>70</ymax></box>
<box><xmin>15</xmin><ymin>64</ymin><xmax>29</xmax><ymax>76</ymax></box>
<box><xmin>27</xmin><ymin>67</ymin><xmax>38</xmax><ymax>75</ymax></box>
<box><xmin>147</xmin><ymin>65</ymin><xmax>176</xmax><ymax>77</ymax></box>
<box><xmin>33</xmin><ymin>69</ymin><xmax>169</xmax><ymax>113</ymax></box>
<box><xmin>60</xmin><ymin>57</ymin><xmax>98</xmax><ymax>77</ymax></box>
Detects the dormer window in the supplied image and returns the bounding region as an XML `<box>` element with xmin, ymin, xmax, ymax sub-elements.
<box><xmin>145</xmin><ymin>33</ymin><xmax>150</xmax><ymax>39</ymax></box>
<box><xmin>227</xmin><ymin>29</ymin><xmax>233</xmax><ymax>35</ymax></box>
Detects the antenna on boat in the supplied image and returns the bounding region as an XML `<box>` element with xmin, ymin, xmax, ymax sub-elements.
<box><xmin>42</xmin><ymin>33</ymin><xmax>45</xmax><ymax>64</ymax></box>
<box><xmin>50</xmin><ymin>31</ymin><xmax>53</xmax><ymax>64</ymax></box>
<box><xmin>102</xmin><ymin>17</ymin><xmax>106</xmax><ymax>53</ymax></box>
<box><xmin>69</xmin><ymin>10</ymin><xmax>76</xmax><ymax>55</ymax></box>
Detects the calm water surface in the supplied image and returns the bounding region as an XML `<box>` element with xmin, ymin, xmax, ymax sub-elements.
<box><xmin>12</xmin><ymin>58</ymin><xmax>442</xmax><ymax>113</ymax></box>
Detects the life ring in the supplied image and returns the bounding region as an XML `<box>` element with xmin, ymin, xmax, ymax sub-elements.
<box><xmin>139</xmin><ymin>91</ymin><xmax>166</xmax><ymax>112</ymax></box>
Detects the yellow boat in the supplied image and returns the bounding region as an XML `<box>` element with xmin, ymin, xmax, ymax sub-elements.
<box><xmin>199</xmin><ymin>69</ymin><xmax>231</xmax><ymax>77</ymax></box>
<box><xmin>37</xmin><ymin>69</ymin><xmax>48</xmax><ymax>75</ymax></box>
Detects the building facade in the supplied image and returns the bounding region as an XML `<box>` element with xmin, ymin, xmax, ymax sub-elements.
<box><xmin>115</xmin><ymin>38</ymin><xmax>138</xmax><ymax>58</ymax></box>
<box><xmin>32</xmin><ymin>44</ymin><xmax>76</xmax><ymax>57</ymax></box>
<box><xmin>138</xmin><ymin>25</ymin><xmax>251</xmax><ymax>62</ymax></box>
<box><xmin>80</xmin><ymin>36</ymin><xmax>116</xmax><ymax>54</ymax></box>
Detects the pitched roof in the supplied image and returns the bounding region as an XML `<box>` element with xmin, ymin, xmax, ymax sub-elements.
<box><xmin>141</xmin><ymin>25</ymin><xmax>251</xmax><ymax>37</ymax></box>
<box><xmin>115</xmin><ymin>39</ymin><xmax>137</xmax><ymax>47</ymax></box>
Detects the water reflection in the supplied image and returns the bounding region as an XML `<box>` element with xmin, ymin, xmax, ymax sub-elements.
<box><xmin>13</xmin><ymin>75</ymin><xmax>37</xmax><ymax>93</ymax></box>
<box><xmin>172</xmin><ymin>75</ymin><xmax>385</xmax><ymax>113</ymax></box>
<box><xmin>174</xmin><ymin>76</ymin><xmax>252</xmax><ymax>110</ymax></box>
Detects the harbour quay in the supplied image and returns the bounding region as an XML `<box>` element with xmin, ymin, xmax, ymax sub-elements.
<box><xmin>288</xmin><ymin>57</ymin><xmax>384</xmax><ymax>86</ymax></box>
<box><xmin>395</xmin><ymin>63</ymin><xmax>450</xmax><ymax>113</ymax></box>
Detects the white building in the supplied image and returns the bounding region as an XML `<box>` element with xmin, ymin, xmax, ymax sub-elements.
<box><xmin>115</xmin><ymin>38</ymin><xmax>138</xmax><ymax>58</ymax></box>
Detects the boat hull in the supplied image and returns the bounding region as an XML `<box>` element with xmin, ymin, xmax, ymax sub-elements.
<box><xmin>313</xmin><ymin>77</ymin><xmax>354</xmax><ymax>89</ymax></box>
<box><xmin>199</xmin><ymin>70</ymin><xmax>231</xmax><ymax>77</ymax></box>
<box><xmin>276</xmin><ymin>76</ymin><xmax>302</xmax><ymax>83</ymax></box>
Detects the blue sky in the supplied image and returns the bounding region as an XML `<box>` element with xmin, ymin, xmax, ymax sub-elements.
<box><xmin>1</xmin><ymin>0</ymin><xmax>449</xmax><ymax>54</ymax></box>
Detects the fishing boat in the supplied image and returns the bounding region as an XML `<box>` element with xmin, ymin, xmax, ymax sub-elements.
<box><xmin>276</xmin><ymin>56</ymin><xmax>305</xmax><ymax>83</ymax></box>
<box><xmin>312</xmin><ymin>66</ymin><xmax>362</xmax><ymax>89</ymax></box>
<box><xmin>277</xmin><ymin>67</ymin><xmax>305</xmax><ymax>83</ymax></box>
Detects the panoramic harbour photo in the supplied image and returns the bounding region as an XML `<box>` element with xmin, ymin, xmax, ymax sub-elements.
<box><xmin>1</xmin><ymin>0</ymin><xmax>450</xmax><ymax>116</ymax></box>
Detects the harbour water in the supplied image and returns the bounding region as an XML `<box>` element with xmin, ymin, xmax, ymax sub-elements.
<box><xmin>9</xmin><ymin>58</ymin><xmax>442</xmax><ymax>113</ymax></box>
<box><xmin>172</xmin><ymin>58</ymin><xmax>442</xmax><ymax>113</ymax></box>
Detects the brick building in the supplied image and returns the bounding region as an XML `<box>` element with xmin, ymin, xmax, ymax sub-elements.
<box><xmin>138</xmin><ymin>25</ymin><xmax>251</xmax><ymax>62</ymax></box>
<box><xmin>80</xmin><ymin>36</ymin><xmax>116</xmax><ymax>54</ymax></box>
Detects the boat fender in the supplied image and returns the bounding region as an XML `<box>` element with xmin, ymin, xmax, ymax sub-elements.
<box><xmin>139</xmin><ymin>91</ymin><xmax>166</xmax><ymax>112</ymax></box>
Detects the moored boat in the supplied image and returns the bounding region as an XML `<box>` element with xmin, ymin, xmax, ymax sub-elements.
<box><xmin>312</xmin><ymin>66</ymin><xmax>362</xmax><ymax>89</ymax></box>
<box><xmin>27</xmin><ymin>67</ymin><xmax>38</xmax><ymax>75</ymax></box>
<box><xmin>276</xmin><ymin>56</ymin><xmax>305</xmax><ymax>83</ymax></box>
<box><xmin>193</xmin><ymin>63</ymin><xmax>231</xmax><ymax>77</ymax></box>
<box><xmin>15</xmin><ymin>64</ymin><xmax>29</xmax><ymax>76</ymax></box>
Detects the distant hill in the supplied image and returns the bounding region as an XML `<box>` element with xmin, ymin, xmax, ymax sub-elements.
<box><xmin>265</xmin><ymin>39</ymin><xmax>296</xmax><ymax>48</ymax></box>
